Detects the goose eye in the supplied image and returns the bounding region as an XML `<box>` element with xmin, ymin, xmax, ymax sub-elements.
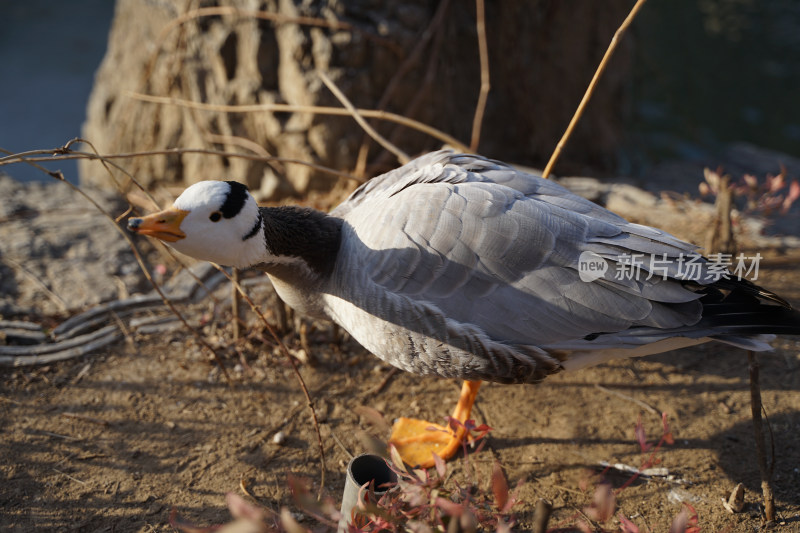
<box><xmin>209</xmin><ymin>211</ymin><xmax>222</xmax><ymax>222</ymax></box>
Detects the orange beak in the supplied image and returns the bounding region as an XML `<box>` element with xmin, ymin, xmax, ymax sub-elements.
<box><xmin>127</xmin><ymin>207</ymin><xmax>189</xmax><ymax>243</ymax></box>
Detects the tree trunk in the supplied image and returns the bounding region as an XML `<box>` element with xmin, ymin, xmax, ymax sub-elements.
<box><xmin>81</xmin><ymin>0</ymin><xmax>631</xmax><ymax>199</ymax></box>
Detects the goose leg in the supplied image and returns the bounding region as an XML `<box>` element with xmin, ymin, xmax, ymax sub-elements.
<box><xmin>388</xmin><ymin>380</ymin><xmax>482</xmax><ymax>468</ymax></box>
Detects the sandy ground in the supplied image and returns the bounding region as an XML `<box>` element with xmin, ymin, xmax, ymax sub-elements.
<box><xmin>2</xmin><ymin>178</ymin><xmax>800</xmax><ymax>532</ymax></box>
<box><xmin>2</xmin><ymin>254</ymin><xmax>800</xmax><ymax>532</ymax></box>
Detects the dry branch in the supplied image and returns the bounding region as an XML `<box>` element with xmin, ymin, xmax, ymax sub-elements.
<box><xmin>125</xmin><ymin>91</ymin><xmax>470</xmax><ymax>154</ymax></box>
<box><xmin>469</xmin><ymin>0</ymin><xmax>490</xmax><ymax>152</ymax></box>
<box><xmin>148</xmin><ymin>5</ymin><xmax>402</xmax><ymax>83</ymax></box>
<box><xmin>318</xmin><ymin>71</ymin><xmax>409</xmax><ymax>164</ymax></box>
<box><xmin>0</xmin><ymin>144</ymin><xmax>232</xmax><ymax>382</ymax></box>
<box><xmin>0</xmin><ymin>256</ymin><xmax>69</xmax><ymax>312</ymax></box>
<box><xmin>0</xmin><ymin>144</ymin><xmax>362</xmax><ymax>183</ymax></box>
<box><xmin>542</xmin><ymin>0</ymin><xmax>647</xmax><ymax>178</ymax></box>
<box><xmin>594</xmin><ymin>383</ymin><xmax>659</xmax><ymax>416</ymax></box>
<box><xmin>355</xmin><ymin>0</ymin><xmax>452</xmax><ymax>175</ymax></box>
<box><xmin>215</xmin><ymin>266</ymin><xmax>328</xmax><ymax>494</ymax></box>
<box><xmin>748</xmin><ymin>351</ymin><xmax>776</xmax><ymax>521</ymax></box>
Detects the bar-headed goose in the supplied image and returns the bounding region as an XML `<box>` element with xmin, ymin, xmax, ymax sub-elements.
<box><xmin>128</xmin><ymin>150</ymin><xmax>800</xmax><ymax>467</ymax></box>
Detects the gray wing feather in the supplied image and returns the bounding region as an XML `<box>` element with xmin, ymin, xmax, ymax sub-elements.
<box><xmin>338</xmin><ymin>152</ymin><xmax>709</xmax><ymax>350</ymax></box>
<box><xmin>322</xmin><ymin>151</ymin><xmax>779</xmax><ymax>382</ymax></box>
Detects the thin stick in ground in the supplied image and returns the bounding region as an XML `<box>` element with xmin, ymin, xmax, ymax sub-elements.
<box><xmin>218</xmin><ymin>267</ymin><xmax>327</xmax><ymax>494</ymax></box>
<box><xmin>232</xmin><ymin>268</ymin><xmax>241</xmax><ymax>342</ymax></box>
<box><xmin>748</xmin><ymin>350</ymin><xmax>776</xmax><ymax>521</ymax></box>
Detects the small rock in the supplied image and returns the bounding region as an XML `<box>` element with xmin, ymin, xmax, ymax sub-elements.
<box><xmin>292</xmin><ymin>348</ymin><xmax>309</xmax><ymax>364</ymax></box>
<box><xmin>272</xmin><ymin>431</ymin><xmax>286</xmax><ymax>445</ymax></box>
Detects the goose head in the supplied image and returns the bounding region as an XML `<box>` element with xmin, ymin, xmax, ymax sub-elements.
<box><xmin>127</xmin><ymin>180</ymin><xmax>266</xmax><ymax>268</ymax></box>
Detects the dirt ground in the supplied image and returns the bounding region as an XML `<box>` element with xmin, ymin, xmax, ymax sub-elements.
<box><xmin>3</xmin><ymin>245</ymin><xmax>800</xmax><ymax>532</ymax></box>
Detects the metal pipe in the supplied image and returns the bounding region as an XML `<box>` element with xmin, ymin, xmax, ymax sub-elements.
<box><xmin>337</xmin><ymin>454</ymin><xmax>397</xmax><ymax>532</ymax></box>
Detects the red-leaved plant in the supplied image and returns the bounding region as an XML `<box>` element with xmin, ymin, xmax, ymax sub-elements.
<box><xmin>700</xmin><ymin>167</ymin><xmax>800</xmax><ymax>217</ymax></box>
<box><xmin>549</xmin><ymin>412</ymin><xmax>700</xmax><ymax>533</ymax></box>
<box><xmin>169</xmin><ymin>418</ymin><xmax>519</xmax><ymax>532</ymax></box>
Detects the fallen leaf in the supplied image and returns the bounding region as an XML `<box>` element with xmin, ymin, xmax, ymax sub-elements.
<box><xmin>227</xmin><ymin>493</ymin><xmax>266</xmax><ymax>522</ymax></box>
<box><xmin>722</xmin><ymin>483</ymin><xmax>745</xmax><ymax>513</ymax></box>
<box><xmin>491</xmin><ymin>461</ymin><xmax>509</xmax><ymax>512</ymax></box>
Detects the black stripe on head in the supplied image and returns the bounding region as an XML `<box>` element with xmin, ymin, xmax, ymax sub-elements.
<box><xmin>242</xmin><ymin>211</ymin><xmax>263</xmax><ymax>241</ymax></box>
<box><xmin>220</xmin><ymin>181</ymin><xmax>250</xmax><ymax>219</ymax></box>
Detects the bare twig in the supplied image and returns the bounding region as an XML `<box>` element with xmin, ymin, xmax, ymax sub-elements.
<box><xmin>110</xmin><ymin>309</ymin><xmax>135</xmax><ymax>350</ymax></box>
<box><xmin>148</xmin><ymin>5</ymin><xmax>401</xmax><ymax>83</ymax></box>
<box><xmin>203</xmin><ymin>133</ymin><xmax>289</xmax><ymax>181</ymax></box>
<box><xmin>374</xmin><ymin>0</ymin><xmax>450</xmax><ymax>114</ymax></box>
<box><xmin>204</xmin><ymin>133</ymin><xmax>276</xmax><ymax>159</ymax></box>
<box><xmin>375</xmin><ymin>8</ymin><xmax>449</xmax><ymax>173</ymax></box>
<box><xmin>0</xmin><ymin>256</ymin><xmax>69</xmax><ymax>313</ymax></box>
<box><xmin>217</xmin><ymin>266</ymin><xmax>327</xmax><ymax>493</ymax></box>
<box><xmin>60</xmin><ymin>412</ymin><xmax>110</xmax><ymax>426</ymax></box>
<box><xmin>355</xmin><ymin>0</ymin><xmax>452</xmax><ymax>172</ymax></box>
<box><xmin>70</xmin><ymin>363</ymin><xmax>93</xmax><ymax>385</ymax></box>
<box><xmin>594</xmin><ymin>383</ymin><xmax>659</xmax><ymax>416</ymax></box>
<box><xmin>53</xmin><ymin>468</ymin><xmax>87</xmax><ymax>486</ymax></box>
<box><xmin>78</xmin><ymin>137</ymin><xmax>159</xmax><ymax>206</ymax></box>
<box><xmin>0</xmin><ymin>145</ymin><xmax>361</xmax><ymax>183</ymax></box>
<box><xmin>470</xmin><ymin>0</ymin><xmax>490</xmax><ymax>152</ymax></box>
<box><xmin>0</xmin><ymin>144</ymin><xmax>232</xmax><ymax>383</ymax></box>
<box><xmin>123</xmin><ymin>91</ymin><xmax>469</xmax><ymax>153</ymax></box>
<box><xmin>360</xmin><ymin>366</ymin><xmax>399</xmax><ymax>398</ymax></box>
<box><xmin>232</xmin><ymin>268</ymin><xmax>241</xmax><ymax>342</ymax></box>
<box><xmin>542</xmin><ymin>0</ymin><xmax>647</xmax><ymax>178</ymax></box>
<box><xmin>330</xmin><ymin>429</ymin><xmax>354</xmax><ymax>460</ymax></box>
<box><xmin>318</xmin><ymin>71</ymin><xmax>409</xmax><ymax>164</ymax></box>
<box><xmin>40</xmin><ymin>430</ymin><xmax>81</xmax><ymax>441</ymax></box>
<box><xmin>748</xmin><ymin>351</ymin><xmax>776</xmax><ymax>521</ymax></box>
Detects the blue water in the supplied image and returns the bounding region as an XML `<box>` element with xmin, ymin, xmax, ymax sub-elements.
<box><xmin>0</xmin><ymin>0</ymin><xmax>114</xmax><ymax>183</ymax></box>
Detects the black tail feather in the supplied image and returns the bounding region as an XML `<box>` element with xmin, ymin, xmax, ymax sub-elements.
<box><xmin>711</xmin><ymin>277</ymin><xmax>791</xmax><ymax>308</ymax></box>
<box><xmin>699</xmin><ymin>279</ymin><xmax>800</xmax><ymax>336</ymax></box>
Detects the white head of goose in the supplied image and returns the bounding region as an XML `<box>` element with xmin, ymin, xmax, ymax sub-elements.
<box><xmin>128</xmin><ymin>150</ymin><xmax>800</xmax><ymax>468</ymax></box>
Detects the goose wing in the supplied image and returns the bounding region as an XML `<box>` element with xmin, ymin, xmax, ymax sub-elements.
<box><xmin>336</xmin><ymin>153</ymin><xmax>711</xmax><ymax>346</ymax></box>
